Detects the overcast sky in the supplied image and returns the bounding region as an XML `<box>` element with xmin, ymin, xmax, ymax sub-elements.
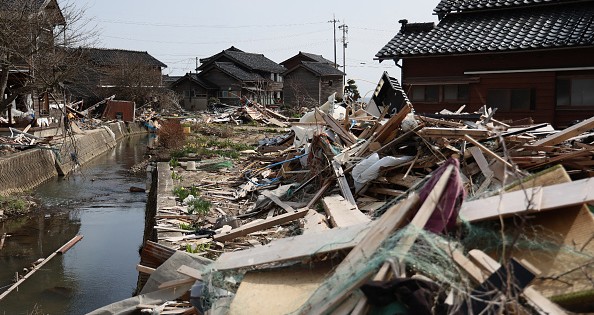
<box><xmin>72</xmin><ymin>0</ymin><xmax>439</xmax><ymax>95</ymax></box>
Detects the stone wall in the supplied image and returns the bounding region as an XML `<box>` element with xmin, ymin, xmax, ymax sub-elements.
<box><xmin>0</xmin><ymin>148</ymin><xmax>58</xmax><ymax>196</ymax></box>
<box><xmin>0</xmin><ymin>121</ymin><xmax>148</xmax><ymax>195</ymax></box>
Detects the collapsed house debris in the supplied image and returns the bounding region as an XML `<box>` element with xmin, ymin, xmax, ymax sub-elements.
<box><xmin>85</xmin><ymin>80</ymin><xmax>594</xmax><ymax>314</ymax></box>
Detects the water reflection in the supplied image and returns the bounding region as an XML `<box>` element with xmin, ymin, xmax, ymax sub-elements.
<box><xmin>0</xmin><ymin>134</ymin><xmax>148</xmax><ymax>315</ymax></box>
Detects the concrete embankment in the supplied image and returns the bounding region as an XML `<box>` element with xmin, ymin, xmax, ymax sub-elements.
<box><xmin>0</xmin><ymin>121</ymin><xmax>147</xmax><ymax>196</ymax></box>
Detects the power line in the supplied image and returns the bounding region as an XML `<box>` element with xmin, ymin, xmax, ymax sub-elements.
<box><xmin>92</xmin><ymin>18</ymin><xmax>327</xmax><ymax>29</ymax></box>
<box><xmin>102</xmin><ymin>29</ymin><xmax>328</xmax><ymax>45</ymax></box>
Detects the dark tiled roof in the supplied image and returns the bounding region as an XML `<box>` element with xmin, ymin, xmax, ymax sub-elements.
<box><xmin>171</xmin><ymin>73</ymin><xmax>216</xmax><ymax>89</ymax></box>
<box><xmin>214</xmin><ymin>62</ymin><xmax>264</xmax><ymax>81</ymax></box>
<box><xmin>86</xmin><ymin>48</ymin><xmax>167</xmax><ymax>68</ymax></box>
<box><xmin>434</xmin><ymin>0</ymin><xmax>573</xmax><ymax>14</ymax></box>
<box><xmin>376</xmin><ymin>2</ymin><xmax>594</xmax><ymax>59</ymax></box>
<box><xmin>299</xmin><ymin>52</ymin><xmax>334</xmax><ymax>64</ymax></box>
<box><xmin>299</xmin><ymin>61</ymin><xmax>345</xmax><ymax>76</ymax></box>
<box><xmin>187</xmin><ymin>73</ymin><xmax>217</xmax><ymax>89</ymax></box>
<box><xmin>224</xmin><ymin>50</ymin><xmax>286</xmax><ymax>73</ymax></box>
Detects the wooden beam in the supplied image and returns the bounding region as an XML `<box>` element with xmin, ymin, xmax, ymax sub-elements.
<box><xmin>332</xmin><ymin>160</ymin><xmax>357</xmax><ymax>206</ymax></box>
<box><xmin>305</xmin><ymin>180</ymin><xmax>333</xmax><ymax>209</ymax></box>
<box><xmin>421</xmin><ymin>127</ymin><xmax>490</xmax><ymax>139</ymax></box>
<box><xmin>261</xmin><ymin>190</ymin><xmax>295</xmax><ymax>213</ymax></box>
<box><xmin>298</xmin><ymin>193</ymin><xmax>421</xmax><ymax>314</ymax></box>
<box><xmin>177</xmin><ymin>265</ymin><xmax>202</xmax><ymax>280</ymax></box>
<box><xmin>136</xmin><ymin>264</ymin><xmax>156</xmax><ymax>275</ymax></box>
<box><xmin>213</xmin><ymin>209</ymin><xmax>309</xmax><ymax>242</ymax></box>
<box><xmin>158</xmin><ymin>277</ymin><xmax>195</xmax><ymax>290</ymax></box>
<box><xmin>531</xmin><ymin>115</ymin><xmax>594</xmax><ymax>146</ymax></box>
<box><xmin>464</xmin><ymin>134</ymin><xmax>514</xmax><ymax>169</ymax></box>
<box><xmin>0</xmin><ymin>235</ymin><xmax>83</xmax><ymax>301</ymax></box>
<box><xmin>213</xmin><ymin>223</ymin><xmax>372</xmax><ymax>271</ymax></box>
<box><xmin>321</xmin><ymin>195</ymin><xmax>370</xmax><ymax>228</ymax></box>
<box><xmin>460</xmin><ymin>177</ymin><xmax>594</xmax><ymax>222</ymax></box>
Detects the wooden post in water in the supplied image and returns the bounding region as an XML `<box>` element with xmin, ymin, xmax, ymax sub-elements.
<box><xmin>0</xmin><ymin>235</ymin><xmax>83</xmax><ymax>301</ymax></box>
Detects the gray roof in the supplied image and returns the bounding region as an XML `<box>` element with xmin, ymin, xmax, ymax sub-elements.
<box><xmin>214</xmin><ymin>62</ymin><xmax>264</xmax><ymax>81</ymax></box>
<box><xmin>171</xmin><ymin>73</ymin><xmax>217</xmax><ymax>89</ymax></box>
<box><xmin>224</xmin><ymin>50</ymin><xmax>286</xmax><ymax>73</ymax></box>
<box><xmin>0</xmin><ymin>0</ymin><xmax>46</xmax><ymax>10</ymax></box>
<box><xmin>434</xmin><ymin>0</ymin><xmax>575</xmax><ymax>15</ymax></box>
<box><xmin>298</xmin><ymin>61</ymin><xmax>345</xmax><ymax>76</ymax></box>
<box><xmin>376</xmin><ymin>1</ymin><xmax>594</xmax><ymax>59</ymax></box>
<box><xmin>199</xmin><ymin>47</ymin><xmax>285</xmax><ymax>73</ymax></box>
<box><xmin>86</xmin><ymin>48</ymin><xmax>167</xmax><ymax>68</ymax></box>
<box><xmin>299</xmin><ymin>52</ymin><xmax>335</xmax><ymax>65</ymax></box>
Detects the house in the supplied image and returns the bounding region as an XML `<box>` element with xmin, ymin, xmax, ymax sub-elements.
<box><xmin>376</xmin><ymin>0</ymin><xmax>594</xmax><ymax>127</ymax></box>
<box><xmin>169</xmin><ymin>73</ymin><xmax>217</xmax><ymax>111</ymax></box>
<box><xmin>102</xmin><ymin>100</ymin><xmax>135</xmax><ymax>122</ymax></box>
<box><xmin>0</xmin><ymin>0</ymin><xmax>66</xmax><ymax>121</ymax></box>
<box><xmin>194</xmin><ymin>46</ymin><xmax>285</xmax><ymax>106</ymax></box>
<box><xmin>281</xmin><ymin>52</ymin><xmax>345</xmax><ymax>107</ymax></box>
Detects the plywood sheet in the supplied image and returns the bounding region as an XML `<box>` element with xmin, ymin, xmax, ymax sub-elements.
<box><xmin>229</xmin><ymin>263</ymin><xmax>333</xmax><ymax>315</ymax></box>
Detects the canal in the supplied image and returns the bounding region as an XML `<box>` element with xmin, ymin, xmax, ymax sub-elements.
<box><xmin>0</xmin><ymin>134</ymin><xmax>150</xmax><ymax>315</ymax></box>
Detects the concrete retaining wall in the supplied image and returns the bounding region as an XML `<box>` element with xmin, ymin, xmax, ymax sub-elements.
<box><xmin>0</xmin><ymin>148</ymin><xmax>58</xmax><ymax>196</ymax></box>
<box><xmin>0</xmin><ymin>121</ymin><xmax>149</xmax><ymax>195</ymax></box>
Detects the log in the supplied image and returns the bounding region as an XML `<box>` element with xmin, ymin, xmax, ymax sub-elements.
<box><xmin>0</xmin><ymin>235</ymin><xmax>83</xmax><ymax>301</ymax></box>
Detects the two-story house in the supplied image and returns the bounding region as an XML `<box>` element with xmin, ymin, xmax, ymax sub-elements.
<box><xmin>376</xmin><ymin>0</ymin><xmax>594</xmax><ymax>127</ymax></box>
<box><xmin>281</xmin><ymin>51</ymin><xmax>345</xmax><ymax>107</ymax></box>
<box><xmin>195</xmin><ymin>47</ymin><xmax>285</xmax><ymax>106</ymax></box>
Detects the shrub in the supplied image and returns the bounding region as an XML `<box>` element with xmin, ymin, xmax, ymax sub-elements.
<box><xmin>158</xmin><ymin>119</ymin><xmax>186</xmax><ymax>149</ymax></box>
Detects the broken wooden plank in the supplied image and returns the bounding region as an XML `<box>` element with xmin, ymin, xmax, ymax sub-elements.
<box><xmin>321</xmin><ymin>195</ymin><xmax>370</xmax><ymax>228</ymax></box>
<box><xmin>298</xmin><ymin>194</ymin><xmax>420</xmax><ymax>314</ymax></box>
<box><xmin>420</xmin><ymin>127</ymin><xmax>490</xmax><ymax>139</ymax></box>
<box><xmin>464</xmin><ymin>134</ymin><xmax>514</xmax><ymax>169</ymax></box>
<box><xmin>332</xmin><ymin>160</ymin><xmax>357</xmax><ymax>206</ymax></box>
<box><xmin>213</xmin><ymin>222</ymin><xmax>372</xmax><ymax>271</ymax></box>
<box><xmin>467</xmin><ymin>146</ymin><xmax>494</xmax><ymax>179</ymax></box>
<box><xmin>261</xmin><ymin>190</ymin><xmax>295</xmax><ymax>213</ymax></box>
<box><xmin>213</xmin><ymin>209</ymin><xmax>309</xmax><ymax>242</ymax></box>
<box><xmin>177</xmin><ymin>265</ymin><xmax>202</xmax><ymax>280</ymax></box>
<box><xmin>460</xmin><ymin>177</ymin><xmax>594</xmax><ymax>222</ymax></box>
<box><xmin>305</xmin><ymin>180</ymin><xmax>333</xmax><ymax>209</ymax></box>
<box><xmin>0</xmin><ymin>235</ymin><xmax>84</xmax><ymax>301</ymax></box>
<box><xmin>136</xmin><ymin>264</ymin><xmax>156</xmax><ymax>275</ymax></box>
<box><xmin>531</xmin><ymin>115</ymin><xmax>594</xmax><ymax>147</ymax></box>
<box><xmin>158</xmin><ymin>277</ymin><xmax>195</xmax><ymax>290</ymax></box>
<box><xmin>301</xmin><ymin>209</ymin><xmax>330</xmax><ymax>234</ymax></box>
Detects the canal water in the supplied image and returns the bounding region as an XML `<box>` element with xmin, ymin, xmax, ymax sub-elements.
<box><xmin>0</xmin><ymin>134</ymin><xmax>150</xmax><ymax>315</ymax></box>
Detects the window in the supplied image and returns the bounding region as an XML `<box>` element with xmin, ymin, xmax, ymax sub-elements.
<box><xmin>183</xmin><ymin>90</ymin><xmax>194</xmax><ymax>98</ymax></box>
<box><xmin>444</xmin><ymin>85</ymin><xmax>469</xmax><ymax>101</ymax></box>
<box><xmin>557</xmin><ymin>78</ymin><xmax>594</xmax><ymax>106</ymax></box>
<box><xmin>486</xmin><ymin>88</ymin><xmax>534</xmax><ymax>111</ymax></box>
<box><xmin>411</xmin><ymin>85</ymin><xmax>439</xmax><ymax>102</ymax></box>
<box><xmin>218</xmin><ymin>91</ymin><xmax>229</xmax><ymax>98</ymax></box>
<box><xmin>410</xmin><ymin>84</ymin><xmax>468</xmax><ymax>102</ymax></box>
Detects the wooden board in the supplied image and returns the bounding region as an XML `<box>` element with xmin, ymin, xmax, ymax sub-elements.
<box><xmin>531</xmin><ymin>115</ymin><xmax>594</xmax><ymax>147</ymax></box>
<box><xmin>213</xmin><ymin>222</ymin><xmax>372</xmax><ymax>271</ymax></box>
<box><xmin>261</xmin><ymin>190</ymin><xmax>295</xmax><ymax>213</ymax></box>
<box><xmin>321</xmin><ymin>195</ymin><xmax>370</xmax><ymax>228</ymax></box>
<box><xmin>301</xmin><ymin>209</ymin><xmax>330</xmax><ymax>234</ymax></box>
<box><xmin>213</xmin><ymin>209</ymin><xmax>309</xmax><ymax>242</ymax></box>
<box><xmin>420</xmin><ymin>127</ymin><xmax>490</xmax><ymax>139</ymax></box>
<box><xmin>176</xmin><ymin>265</ymin><xmax>202</xmax><ymax>280</ymax></box>
<box><xmin>229</xmin><ymin>262</ymin><xmax>333</xmax><ymax>315</ymax></box>
<box><xmin>298</xmin><ymin>194</ymin><xmax>420</xmax><ymax>314</ymax></box>
<box><xmin>460</xmin><ymin>177</ymin><xmax>594</xmax><ymax>222</ymax></box>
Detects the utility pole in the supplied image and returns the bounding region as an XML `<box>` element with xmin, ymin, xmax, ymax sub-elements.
<box><xmin>328</xmin><ymin>15</ymin><xmax>339</xmax><ymax>69</ymax></box>
<box><xmin>338</xmin><ymin>22</ymin><xmax>348</xmax><ymax>89</ymax></box>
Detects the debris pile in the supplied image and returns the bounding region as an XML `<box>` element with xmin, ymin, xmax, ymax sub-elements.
<box><xmin>96</xmin><ymin>93</ymin><xmax>594</xmax><ymax>314</ymax></box>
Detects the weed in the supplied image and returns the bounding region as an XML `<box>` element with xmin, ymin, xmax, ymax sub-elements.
<box><xmin>171</xmin><ymin>171</ymin><xmax>183</xmax><ymax>181</ymax></box>
<box><xmin>169</xmin><ymin>157</ymin><xmax>179</xmax><ymax>168</ymax></box>
<box><xmin>158</xmin><ymin>119</ymin><xmax>186</xmax><ymax>149</ymax></box>
<box><xmin>186</xmin><ymin>242</ymin><xmax>210</xmax><ymax>253</ymax></box>
<box><xmin>179</xmin><ymin>223</ymin><xmax>195</xmax><ymax>231</ymax></box>
<box><xmin>172</xmin><ymin>186</ymin><xmax>190</xmax><ymax>200</ymax></box>
<box><xmin>187</xmin><ymin>197</ymin><xmax>211</xmax><ymax>216</ymax></box>
<box><xmin>0</xmin><ymin>195</ymin><xmax>31</xmax><ymax>217</ymax></box>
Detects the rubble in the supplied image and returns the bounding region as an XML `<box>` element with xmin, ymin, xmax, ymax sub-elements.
<box><xmin>92</xmin><ymin>88</ymin><xmax>594</xmax><ymax>314</ymax></box>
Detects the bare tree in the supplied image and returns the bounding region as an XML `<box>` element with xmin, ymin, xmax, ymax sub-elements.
<box><xmin>0</xmin><ymin>0</ymin><xmax>96</xmax><ymax>114</ymax></box>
